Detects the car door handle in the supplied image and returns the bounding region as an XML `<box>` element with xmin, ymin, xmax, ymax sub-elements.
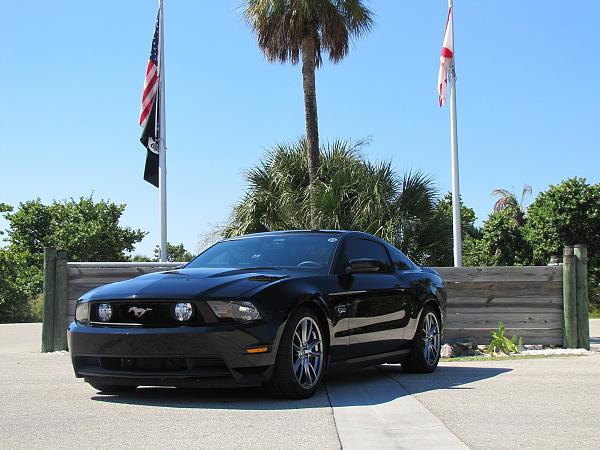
<box><xmin>394</xmin><ymin>285</ymin><xmax>406</xmax><ymax>291</ymax></box>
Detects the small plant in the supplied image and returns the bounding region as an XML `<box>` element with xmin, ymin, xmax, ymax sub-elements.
<box><xmin>487</xmin><ymin>322</ymin><xmax>523</xmax><ymax>355</ymax></box>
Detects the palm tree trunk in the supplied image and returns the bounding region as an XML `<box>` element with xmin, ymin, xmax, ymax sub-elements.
<box><xmin>301</xmin><ymin>34</ymin><xmax>320</xmax><ymax>229</ymax></box>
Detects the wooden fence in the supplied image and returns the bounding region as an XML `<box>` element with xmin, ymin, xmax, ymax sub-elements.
<box><xmin>438</xmin><ymin>266</ymin><xmax>563</xmax><ymax>346</ymax></box>
<box><xmin>44</xmin><ymin>262</ymin><xmax>564</xmax><ymax>350</ymax></box>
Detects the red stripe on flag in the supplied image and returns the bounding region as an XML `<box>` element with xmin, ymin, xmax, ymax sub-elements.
<box><xmin>140</xmin><ymin>102</ymin><xmax>153</xmax><ymax>126</ymax></box>
<box><xmin>441</xmin><ymin>47</ymin><xmax>453</xmax><ymax>58</ymax></box>
<box><xmin>142</xmin><ymin>70</ymin><xmax>158</xmax><ymax>99</ymax></box>
<box><xmin>145</xmin><ymin>61</ymin><xmax>154</xmax><ymax>75</ymax></box>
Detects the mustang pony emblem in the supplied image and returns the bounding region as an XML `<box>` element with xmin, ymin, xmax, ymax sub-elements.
<box><xmin>129</xmin><ymin>306</ymin><xmax>153</xmax><ymax>318</ymax></box>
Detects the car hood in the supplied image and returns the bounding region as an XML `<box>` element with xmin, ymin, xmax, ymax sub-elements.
<box><xmin>81</xmin><ymin>267</ymin><xmax>301</xmax><ymax>301</ymax></box>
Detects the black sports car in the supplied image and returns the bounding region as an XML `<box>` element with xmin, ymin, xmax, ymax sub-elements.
<box><xmin>68</xmin><ymin>230</ymin><xmax>446</xmax><ymax>399</ymax></box>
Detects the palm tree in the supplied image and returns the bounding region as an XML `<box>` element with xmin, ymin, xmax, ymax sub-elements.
<box><xmin>242</xmin><ymin>0</ymin><xmax>374</xmax><ymax>228</ymax></box>
<box><xmin>492</xmin><ymin>184</ymin><xmax>532</xmax><ymax>225</ymax></box>
<box><xmin>223</xmin><ymin>138</ymin><xmax>448</xmax><ymax>265</ymax></box>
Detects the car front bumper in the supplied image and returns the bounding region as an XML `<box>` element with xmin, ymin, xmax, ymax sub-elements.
<box><xmin>68</xmin><ymin>320</ymin><xmax>281</xmax><ymax>387</ymax></box>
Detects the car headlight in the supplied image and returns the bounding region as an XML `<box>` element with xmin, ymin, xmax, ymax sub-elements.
<box><xmin>207</xmin><ymin>301</ymin><xmax>261</xmax><ymax>322</ymax></box>
<box><xmin>75</xmin><ymin>302</ymin><xmax>89</xmax><ymax>324</ymax></box>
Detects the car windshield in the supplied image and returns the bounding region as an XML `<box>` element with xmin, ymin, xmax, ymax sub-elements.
<box><xmin>185</xmin><ymin>233</ymin><xmax>341</xmax><ymax>273</ymax></box>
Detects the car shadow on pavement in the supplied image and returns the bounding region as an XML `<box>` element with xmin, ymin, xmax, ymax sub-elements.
<box><xmin>90</xmin><ymin>364</ymin><xmax>511</xmax><ymax>410</ymax></box>
<box><xmin>377</xmin><ymin>364</ymin><xmax>512</xmax><ymax>395</ymax></box>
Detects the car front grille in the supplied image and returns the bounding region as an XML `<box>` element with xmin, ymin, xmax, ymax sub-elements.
<box><xmin>89</xmin><ymin>301</ymin><xmax>204</xmax><ymax>327</ymax></box>
<box><xmin>75</xmin><ymin>355</ymin><xmax>232</xmax><ymax>378</ymax></box>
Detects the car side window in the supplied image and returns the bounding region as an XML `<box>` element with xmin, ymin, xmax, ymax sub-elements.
<box><xmin>341</xmin><ymin>238</ymin><xmax>392</xmax><ymax>273</ymax></box>
<box><xmin>387</xmin><ymin>245</ymin><xmax>416</xmax><ymax>271</ymax></box>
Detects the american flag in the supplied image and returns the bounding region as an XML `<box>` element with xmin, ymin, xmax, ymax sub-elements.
<box><xmin>437</xmin><ymin>5</ymin><xmax>454</xmax><ymax>107</ymax></box>
<box><xmin>140</xmin><ymin>12</ymin><xmax>160</xmax><ymax>129</ymax></box>
<box><xmin>139</xmin><ymin>10</ymin><xmax>161</xmax><ymax>187</ymax></box>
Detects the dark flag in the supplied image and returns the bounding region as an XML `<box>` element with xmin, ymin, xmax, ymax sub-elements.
<box><xmin>139</xmin><ymin>12</ymin><xmax>161</xmax><ymax>187</ymax></box>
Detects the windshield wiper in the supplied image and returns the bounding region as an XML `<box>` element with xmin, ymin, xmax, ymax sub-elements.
<box><xmin>236</xmin><ymin>266</ymin><xmax>278</xmax><ymax>270</ymax></box>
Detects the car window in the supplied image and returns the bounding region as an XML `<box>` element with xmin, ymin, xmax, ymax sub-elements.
<box><xmin>386</xmin><ymin>245</ymin><xmax>416</xmax><ymax>271</ymax></box>
<box><xmin>340</xmin><ymin>238</ymin><xmax>392</xmax><ymax>272</ymax></box>
<box><xmin>186</xmin><ymin>233</ymin><xmax>340</xmax><ymax>273</ymax></box>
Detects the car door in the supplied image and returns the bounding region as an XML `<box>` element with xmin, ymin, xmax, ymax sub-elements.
<box><xmin>339</xmin><ymin>238</ymin><xmax>410</xmax><ymax>358</ymax></box>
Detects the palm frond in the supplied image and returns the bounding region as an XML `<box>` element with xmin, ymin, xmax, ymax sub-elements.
<box><xmin>243</xmin><ymin>0</ymin><xmax>374</xmax><ymax>66</ymax></box>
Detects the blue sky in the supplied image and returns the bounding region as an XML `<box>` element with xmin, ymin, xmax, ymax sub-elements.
<box><xmin>2</xmin><ymin>1</ymin><xmax>599</xmax><ymax>256</ymax></box>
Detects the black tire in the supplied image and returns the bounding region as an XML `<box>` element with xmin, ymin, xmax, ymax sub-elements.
<box><xmin>267</xmin><ymin>307</ymin><xmax>328</xmax><ymax>399</ymax></box>
<box><xmin>86</xmin><ymin>379</ymin><xmax>138</xmax><ymax>393</ymax></box>
<box><xmin>401</xmin><ymin>304</ymin><xmax>441</xmax><ymax>373</ymax></box>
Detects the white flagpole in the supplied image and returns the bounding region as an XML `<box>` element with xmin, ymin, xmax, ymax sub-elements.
<box><xmin>158</xmin><ymin>0</ymin><xmax>168</xmax><ymax>262</ymax></box>
<box><xmin>449</xmin><ymin>0</ymin><xmax>462</xmax><ymax>267</ymax></box>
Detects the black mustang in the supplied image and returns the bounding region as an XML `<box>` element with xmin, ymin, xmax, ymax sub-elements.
<box><xmin>68</xmin><ymin>230</ymin><xmax>446</xmax><ymax>398</ymax></box>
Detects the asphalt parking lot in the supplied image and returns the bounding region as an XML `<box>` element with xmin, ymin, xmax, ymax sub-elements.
<box><xmin>1</xmin><ymin>323</ymin><xmax>600</xmax><ymax>449</ymax></box>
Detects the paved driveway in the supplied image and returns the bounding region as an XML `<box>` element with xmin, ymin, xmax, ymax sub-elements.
<box><xmin>1</xmin><ymin>323</ymin><xmax>600</xmax><ymax>449</ymax></box>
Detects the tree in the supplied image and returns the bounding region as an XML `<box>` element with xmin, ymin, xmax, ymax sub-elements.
<box><xmin>4</xmin><ymin>196</ymin><xmax>147</xmax><ymax>262</ymax></box>
<box><xmin>223</xmin><ymin>138</ymin><xmax>450</xmax><ymax>265</ymax></box>
<box><xmin>243</xmin><ymin>0</ymin><xmax>374</xmax><ymax>228</ymax></box>
<box><xmin>491</xmin><ymin>184</ymin><xmax>532</xmax><ymax>225</ymax></box>
<box><xmin>466</xmin><ymin>206</ymin><xmax>532</xmax><ymax>266</ymax></box>
<box><xmin>0</xmin><ymin>249</ymin><xmax>41</xmax><ymax>322</ymax></box>
<box><xmin>153</xmin><ymin>242</ymin><xmax>194</xmax><ymax>262</ymax></box>
<box><xmin>526</xmin><ymin>177</ymin><xmax>600</xmax><ymax>263</ymax></box>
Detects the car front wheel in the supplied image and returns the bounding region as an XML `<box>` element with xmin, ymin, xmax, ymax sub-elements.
<box><xmin>268</xmin><ymin>307</ymin><xmax>328</xmax><ymax>399</ymax></box>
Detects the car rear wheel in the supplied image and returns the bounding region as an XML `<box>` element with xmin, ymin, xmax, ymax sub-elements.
<box><xmin>267</xmin><ymin>307</ymin><xmax>328</xmax><ymax>399</ymax></box>
<box><xmin>401</xmin><ymin>305</ymin><xmax>441</xmax><ymax>373</ymax></box>
<box><xmin>86</xmin><ymin>379</ymin><xmax>138</xmax><ymax>393</ymax></box>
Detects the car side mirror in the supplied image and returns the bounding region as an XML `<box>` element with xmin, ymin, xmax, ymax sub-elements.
<box><xmin>345</xmin><ymin>258</ymin><xmax>384</xmax><ymax>274</ymax></box>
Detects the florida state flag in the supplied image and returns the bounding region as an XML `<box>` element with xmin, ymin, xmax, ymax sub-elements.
<box><xmin>437</xmin><ymin>4</ymin><xmax>454</xmax><ymax>107</ymax></box>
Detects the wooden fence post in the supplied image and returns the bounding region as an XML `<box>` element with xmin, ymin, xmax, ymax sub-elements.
<box><xmin>41</xmin><ymin>247</ymin><xmax>57</xmax><ymax>352</ymax></box>
<box><xmin>574</xmin><ymin>244</ymin><xmax>590</xmax><ymax>350</ymax></box>
<box><xmin>53</xmin><ymin>250</ymin><xmax>69</xmax><ymax>351</ymax></box>
<box><xmin>563</xmin><ymin>245</ymin><xmax>577</xmax><ymax>348</ymax></box>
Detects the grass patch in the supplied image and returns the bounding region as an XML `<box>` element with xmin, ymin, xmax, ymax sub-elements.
<box><xmin>589</xmin><ymin>310</ymin><xmax>600</xmax><ymax>319</ymax></box>
<box><xmin>441</xmin><ymin>354</ymin><xmax>584</xmax><ymax>363</ymax></box>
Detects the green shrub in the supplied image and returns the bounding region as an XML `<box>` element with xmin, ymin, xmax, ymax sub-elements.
<box><xmin>487</xmin><ymin>322</ymin><xmax>523</xmax><ymax>355</ymax></box>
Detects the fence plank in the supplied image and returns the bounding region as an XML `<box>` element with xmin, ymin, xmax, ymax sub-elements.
<box><xmin>445</xmin><ymin>281</ymin><xmax>562</xmax><ymax>298</ymax></box>
<box><xmin>448</xmin><ymin>306</ymin><xmax>563</xmax><ymax>315</ymax></box>
<box><xmin>447</xmin><ymin>312</ymin><xmax>563</xmax><ymax>329</ymax></box>
<box><xmin>433</xmin><ymin>266</ymin><xmax>562</xmax><ymax>282</ymax></box>
<box><xmin>448</xmin><ymin>296</ymin><xmax>563</xmax><ymax>308</ymax></box>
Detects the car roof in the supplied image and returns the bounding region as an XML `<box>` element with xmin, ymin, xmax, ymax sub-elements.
<box><xmin>225</xmin><ymin>229</ymin><xmax>379</xmax><ymax>241</ymax></box>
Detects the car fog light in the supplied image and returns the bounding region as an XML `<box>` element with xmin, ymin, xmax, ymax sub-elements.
<box><xmin>97</xmin><ymin>304</ymin><xmax>112</xmax><ymax>322</ymax></box>
<box><xmin>174</xmin><ymin>302</ymin><xmax>193</xmax><ymax>321</ymax></box>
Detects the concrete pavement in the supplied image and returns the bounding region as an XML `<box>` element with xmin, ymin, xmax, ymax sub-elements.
<box><xmin>2</xmin><ymin>323</ymin><xmax>600</xmax><ymax>449</ymax></box>
<box><xmin>0</xmin><ymin>322</ymin><xmax>41</xmax><ymax>353</ymax></box>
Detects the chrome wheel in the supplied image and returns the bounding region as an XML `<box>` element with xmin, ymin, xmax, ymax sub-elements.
<box><xmin>292</xmin><ymin>317</ymin><xmax>323</xmax><ymax>389</ymax></box>
<box><xmin>422</xmin><ymin>312</ymin><xmax>440</xmax><ymax>366</ymax></box>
